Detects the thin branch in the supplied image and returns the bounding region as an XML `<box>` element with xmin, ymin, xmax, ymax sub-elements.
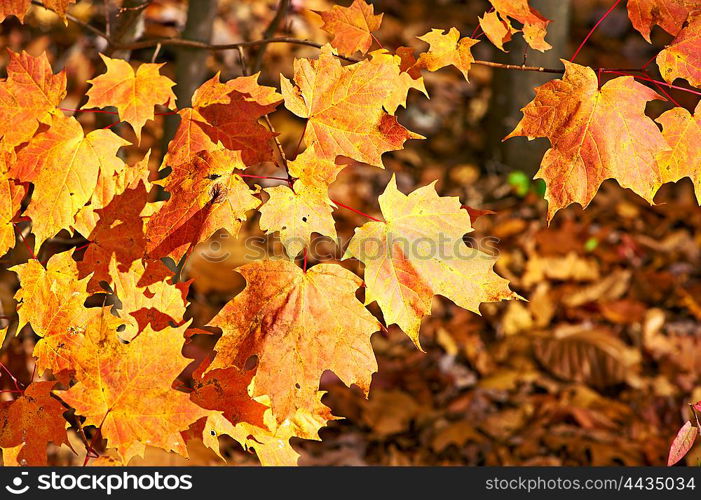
<box><xmin>332</xmin><ymin>199</ymin><xmax>383</xmax><ymax>222</ymax></box>
<box><xmin>252</xmin><ymin>0</ymin><xmax>291</xmax><ymax>72</ymax></box>
<box><xmin>570</xmin><ymin>0</ymin><xmax>624</xmax><ymax>62</ymax></box>
<box><xmin>473</xmin><ymin>60</ymin><xmax>564</xmax><ymax>74</ymax></box>
<box><xmin>31</xmin><ymin>0</ymin><xmax>110</xmax><ymax>42</ymax></box>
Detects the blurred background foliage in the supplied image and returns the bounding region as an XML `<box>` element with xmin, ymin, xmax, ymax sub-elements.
<box><xmin>1</xmin><ymin>0</ymin><xmax>700</xmax><ymax>466</ymax></box>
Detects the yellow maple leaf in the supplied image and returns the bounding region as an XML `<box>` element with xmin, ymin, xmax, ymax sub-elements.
<box><xmin>416</xmin><ymin>28</ymin><xmax>480</xmax><ymax>81</ymax></box>
<box><xmin>345</xmin><ymin>176</ymin><xmax>516</xmax><ymax>348</ymax></box>
<box><xmin>259</xmin><ymin>181</ymin><xmax>337</xmax><ymax>259</ymax></box>
<box><xmin>12</xmin><ymin>252</ymin><xmax>91</xmax><ymax>340</ymax></box>
<box><xmin>11</xmin><ymin>113</ymin><xmax>130</xmax><ymax>244</ymax></box>
<box><xmin>84</xmin><ymin>54</ymin><xmax>176</xmax><ymax>141</ymax></box>
<box><xmin>281</xmin><ymin>44</ymin><xmax>421</xmax><ymax>168</ymax></box>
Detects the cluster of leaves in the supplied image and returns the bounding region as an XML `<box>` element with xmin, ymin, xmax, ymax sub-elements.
<box><xmin>0</xmin><ymin>0</ymin><xmax>699</xmax><ymax>466</ymax></box>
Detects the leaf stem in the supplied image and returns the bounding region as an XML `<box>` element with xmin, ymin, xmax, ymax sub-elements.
<box><xmin>570</xmin><ymin>0</ymin><xmax>624</xmax><ymax>62</ymax></box>
<box><xmin>332</xmin><ymin>199</ymin><xmax>383</xmax><ymax>222</ymax></box>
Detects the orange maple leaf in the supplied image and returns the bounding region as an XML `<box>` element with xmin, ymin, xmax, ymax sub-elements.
<box><xmin>416</xmin><ymin>28</ymin><xmax>480</xmax><ymax>81</ymax></box>
<box><xmin>77</xmin><ymin>180</ymin><xmax>149</xmax><ymax>292</ymax></box>
<box><xmin>0</xmin><ymin>0</ymin><xmax>30</xmax><ymax>23</ymax></box>
<box><xmin>505</xmin><ymin>61</ymin><xmax>669</xmax><ymax>219</ymax></box>
<box><xmin>0</xmin><ymin>50</ymin><xmax>66</xmax><ymax>148</ymax></box>
<box><xmin>84</xmin><ymin>54</ymin><xmax>176</xmax><ymax>142</ymax></box>
<box><xmin>287</xmin><ymin>143</ymin><xmax>346</xmax><ymax>190</ymax></box>
<box><xmin>0</xmin><ymin>146</ymin><xmax>26</xmax><ymax>256</ymax></box>
<box><xmin>345</xmin><ymin>176</ymin><xmax>516</xmax><ymax>347</ymax></box>
<box><xmin>281</xmin><ymin>45</ymin><xmax>421</xmax><ymax>167</ymax></box>
<box><xmin>146</xmin><ymin>148</ymin><xmax>260</xmax><ymax>261</ymax></box>
<box><xmin>57</xmin><ymin>320</ymin><xmax>208</xmax><ymax>464</ymax></box>
<box><xmin>11</xmin><ymin>113</ymin><xmax>130</xmax><ymax>244</ymax></box>
<box><xmin>627</xmin><ymin>0</ymin><xmax>690</xmax><ymax>42</ymax></box>
<box><xmin>190</xmin><ymin>366</ymin><xmax>267</xmax><ymax>428</ymax></box>
<box><xmin>0</xmin><ymin>382</ymin><xmax>69</xmax><ymax>465</ymax></box>
<box><xmin>481</xmin><ymin>0</ymin><xmax>551</xmax><ymax>52</ymax></box>
<box><xmin>657</xmin><ymin>101</ymin><xmax>701</xmax><ymax>200</ymax></box>
<box><xmin>657</xmin><ymin>11</ymin><xmax>701</xmax><ymax>88</ymax></box>
<box><xmin>165</xmin><ymin>73</ymin><xmax>282</xmax><ymax>168</ymax></box>
<box><xmin>318</xmin><ymin>0</ymin><xmax>383</xmax><ymax>57</ymax></box>
<box><xmin>42</xmin><ymin>0</ymin><xmax>77</xmax><ymax>23</ymax></box>
<box><xmin>478</xmin><ymin>10</ymin><xmax>513</xmax><ymax>51</ymax></box>
<box><xmin>207</xmin><ymin>260</ymin><xmax>380</xmax><ymax>422</ymax></box>
<box><xmin>109</xmin><ymin>258</ymin><xmax>188</xmax><ymax>340</ymax></box>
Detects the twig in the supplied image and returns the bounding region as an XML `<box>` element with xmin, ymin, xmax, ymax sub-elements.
<box><xmin>31</xmin><ymin>0</ymin><xmax>111</xmax><ymax>42</ymax></box>
<box><xmin>571</xmin><ymin>0</ymin><xmax>624</xmax><ymax>62</ymax></box>
<box><xmin>473</xmin><ymin>60</ymin><xmax>564</xmax><ymax>74</ymax></box>
<box><xmin>238</xmin><ymin>46</ymin><xmax>290</xmax><ymax>179</ymax></box>
<box><xmin>252</xmin><ymin>0</ymin><xmax>291</xmax><ymax>73</ymax></box>
<box><xmin>332</xmin><ymin>199</ymin><xmax>383</xmax><ymax>222</ymax></box>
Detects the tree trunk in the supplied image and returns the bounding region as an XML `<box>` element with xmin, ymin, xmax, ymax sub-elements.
<box><xmin>162</xmin><ymin>0</ymin><xmax>219</xmax><ymax>156</ymax></box>
<box><xmin>486</xmin><ymin>0</ymin><xmax>571</xmax><ymax>176</ymax></box>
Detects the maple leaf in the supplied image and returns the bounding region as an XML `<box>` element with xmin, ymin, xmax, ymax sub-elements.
<box><xmin>259</xmin><ymin>181</ymin><xmax>337</xmax><ymax>259</ymax></box>
<box><xmin>478</xmin><ymin>10</ymin><xmax>513</xmax><ymax>51</ymax></box>
<box><xmin>11</xmin><ymin>113</ymin><xmax>130</xmax><ymax>244</ymax></box>
<box><xmin>416</xmin><ymin>28</ymin><xmax>480</xmax><ymax>81</ymax></box>
<box><xmin>368</xmin><ymin>49</ymin><xmax>428</xmax><ymax>114</ymax></box>
<box><xmin>318</xmin><ymin>0</ymin><xmax>383</xmax><ymax>57</ymax></box>
<box><xmin>84</xmin><ymin>55</ymin><xmax>176</xmax><ymax>141</ymax></box>
<box><xmin>202</xmin><ymin>392</ymin><xmax>335</xmax><ymax>466</ymax></box>
<box><xmin>42</xmin><ymin>0</ymin><xmax>77</xmax><ymax>23</ymax></box>
<box><xmin>0</xmin><ymin>0</ymin><xmax>30</xmax><ymax>23</ymax></box>
<box><xmin>165</xmin><ymin>73</ymin><xmax>282</xmax><ymax>168</ymax></box>
<box><xmin>627</xmin><ymin>0</ymin><xmax>690</xmax><ymax>42</ymax></box>
<box><xmin>0</xmin><ymin>50</ymin><xmax>66</xmax><ymax>148</ymax></box>
<box><xmin>77</xmin><ymin>179</ymin><xmax>149</xmax><ymax>292</ymax></box>
<box><xmin>505</xmin><ymin>60</ymin><xmax>669</xmax><ymax>219</ymax></box>
<box><xmin>344</xmin><ymin>176</ymin><xmax>516</xmax><ymax>347</ymax></box>
<box><xmin>288</xmin><ymin>143</ymin><xmax>346</xmax><ymax>190</ymax></box>
<box><xmin>146</xmin><ymin>148</ymin><xmax>259</xmax><ymax>261</ymax></box>
<box><xmin>667</xmin><ymin>420</ymin><xmax>698</xmax><ymax>466</ymax></box>
<box><xmin>109</xmin><ymin>258</ymin><xmax>187</xmax><ymax>340</ymax></box>
<box><xmin>57</xmin><ymin>320</ymin><xmax>208</xmax><ymax>464</ymax></box>
<box><xmin>206</xmin><ymin>260</ymin><xmax>380</xmax><ymax>422</ymax></box>
<box><xmin>483</xmin><ymin>0</ymin><xmax>552</xmax><ymax>51</ymax></box>
<box><xmin>0</xmin><ymin>382</ymin><xmax>69</xmax><ymax>465</ymax></box>
<box><xmin>190</xmin><ymin>366</ymin><xmax>267</xmax><ymax>427</ymax></box>
<box><xmin>12</xmin><ymin>252</ymin><xmax>91</xmax><ymax>341</ymax></box>
<box><xmin>0</xmin><ymin>146</ymin><xmax>25</xmax><ymax>256</ymax></box>
<box><xmin>657</xmin><ymin>102</ymin><xmax>701</xmax><ymax>201</ymax></box>
<box><xmin>657</xmin><ymin>11</ymin><xmax>701</xmax><ymax>88</ymax></box>
<box><xmin>280</xmin><ymin>45</ymin><xmax>421</xmax><ymax>168</ymax></box>
<box><xmin>73</xmin><ymin>151</ymin><xmax>151</xmax><ymax>238</ymax></box>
